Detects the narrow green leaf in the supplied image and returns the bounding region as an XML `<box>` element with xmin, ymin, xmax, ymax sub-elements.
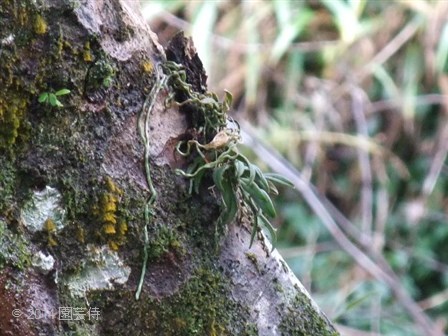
<box><xmin>247</xmin><ymin>163</ymin><xmax>256</xmax><ymax>185</ymax></box>
<box><xmin>247</xmin><ymin>198</ymin><xmax>259</xmax><ymax>248</ymax></box>
<box><xmin>223</xmin><ymin>90</ymin><xmax>233</xmax><ymax>110</ymax></box>
<box><xmin>241</xmin><ymin>177</ymin><xmax>276</xmax><ymax>218</ymax></box>
<box><xmin>234</xmin><ymin>161</ymin><xmax>246</xmax><ymax>179</ymax></box>
<box><xmin>188</xmin><ymin>179</ymin><xmax>194</xmax><ymax>195</ymax></box>
<box><xmin>245</xmin><ymin>11</ymin><xmax>261</xmax><ymax>108</ymax></box>
<box><xmin>210</xmin><ymin>92</ymin><xmax>219</xmax><ymax>102</ymax></box>
<box><xmin>55</xmin><ymin>88</ymin><xmax>70</xmax><ymax>96</ymax></box>
<box><xmin>213</xmin><ymin>164</ymin><xmax>229</xmax><ymax>191</ymax></box>
<box><xmin>192</xmin><ymin>169</ymin><xmax>206</xmax><ymax>194</ymax></box>
<box><xmin>436</xmin><ymin>23</ymin><xmax>448</xmax><ymax>73</ymax></box>
<box><xmin>191</xmin><ymin>0</ymin><xmax>217</xmax><ymax>72</ymax></box>
<box><xmin>237</xmin><ymin>155</ymin><xmax>255</xmax><ymax>184</ymax></box>
<box><xmin>220</xmin><ymin>179</ymin><xmax>238</xmax><ymax>224</ymax></box>
<box><xmin>249</xmin><ymin>214</ymin><xmax>259</xmax><ymax>248</ymax></box>
<box><xmin>55</xmin><ymin>99</ymin><xmax>64</xmax><ymax>107</ymax></box>
<box><xmin>253</xmin><ymin>165</ymin><xmax>269</xmax><ymax>191</ymax></box>
<box><xmin>267</xmin><ymin>181</ymin><xmax>279</xmax><ymax>196</ymax></box>
<box><xmin>258</xmin><ymin>213</ymin><xmax>277</xmax><ymax>251</ymax></box>
<box><xmin>321</xmin><ymin>0</ymin><xmax>360</xmax><ymax>44</ymax></box>
<box><xmin>402</xmin><ymin>44</ymin><xmax>422</xmax><ymax>122</ymax></box>
<box><xmin>264</xmin><ymin>173</ymin><xmax>294</xmax><ymax>188</ymax></box>
<box><xmin>270</xmin><ymin>9</ymin><xmax>313</xmax><ymax>65</ymax></box>
<box><xmin>186</xmin><ymin>157</ymin><xmax>202</xmax><ymax>174</ymax></box>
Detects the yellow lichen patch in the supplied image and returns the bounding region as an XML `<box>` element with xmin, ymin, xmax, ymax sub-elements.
<box><xmin>34</xmin><ymin>14</ymin><xmax>47</xmax><ymax>34</ymax></box>
<box><xmin>76</xmin><ymin>226</ymin><xmax>85</xmax><ymax>243</ymax></box>
<box><xmin>100</xmin><ymin>193</ymin><xmax>118</xmax><ymax>211</ymax></box>
<box><xmin>172</xmin><ymin>317</ymin><xmax>187</xmax><ymax>330</ymax></box>
<box><xmin>111</xmin><ymin>220</ymin><xmax>128</xmax><ymax>248</ymax></box>
<box><xmin>170</xmin><ymin>239</ymin><xmax>182</xmax><ymax>250</ymax></box>
<box><xmin>95</xmin><ymin>177</ymin><xmax>127</xmax><ymax>250</ymax></box>
<box><xmin>44</xmin><ymin>218</ymin><xmax>58</xmax><ymax>246</ymax></box>
<box><xmin>96</xmin><ymin>191</ymin><xmax>118</xmax><ymax>233</ymax></box>
<box><xmin>83</xmin><ymin>41</ymin><xmax>93</xmax><ymax>62</ymax></box>
<box><xmin>118</xmin><ymin>221</ymin><xmax>127</xmax><ymax>235</ymax></box>
<box><xmin>102</xmin><ymin>196</ymin><xmax>117</xmax><ymax>212</ymax></box>
<box><xmin>108</xmin><ymin>240</ymin><xmax>119</xmax><ymax>251</ymax></box>
<box><xmin>102</xmin><ymin>212</ymin><xmax>117</xmax><ymax>224</ymax></box>
<box><xmin>0</xmin><ymin>95</ymin><xmax>27</xmax><ymax>149</ymax></box>
<box><xmin>210</xmin><ymin>319</ymin><xmax>225</xmax><ymax>336</ymax></box>
<box><xmin>16</xmin><ymin>6</ymin><xmax>29</xmax><ymax>26</ymax></box>
<box><xmin>48</xmin><ymin>235</ymin><xmax>58</xmax><ymax>247</ymax></box>
<box><xmin>105</xmin><ymin>176</ymin><xmax>122</xmax><ymax>195</ymax></box>
<box><xmin>142</xmin><ymin>61</ymin><xmax>153</xmax><ymax>73</ymax></box>
<box><xmin>103</xmin><ymin>223</ymin><xmax>116</xmax><ymax>234</ymax></box>
<box><xmin>44</xmin><ymin>218</ymin><xmax>56</xmax><ymax>233</ymax></box>
<box><xmin>56</xmin><ymin>27</ymin><xmax>64</xmax><ymax>57</ymax></box>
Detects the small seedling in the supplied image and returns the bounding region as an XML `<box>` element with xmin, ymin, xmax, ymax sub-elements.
<box><xmin>38</xmin><ymin>88</ymin><xmax>70</xmax><ymax>108</ymax></box>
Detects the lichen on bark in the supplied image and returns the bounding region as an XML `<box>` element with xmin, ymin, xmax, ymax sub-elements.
<box><xmin>0</xmin><ymin>0</ymin><xmax>339</xmax><ymax>335</ymax></box>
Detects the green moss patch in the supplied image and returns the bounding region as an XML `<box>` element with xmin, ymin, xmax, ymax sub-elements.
<box><xmin>0</xmin><ymin>160</ymin><xmax>16</xmax><ymax>214</ymax></box>
<box><xmin>0</xmin><ymin>220</ymin><xmax>31</xmax><ymax>271</ymax></box>
<box><xmin>98</xmin><ymin>266</ymin><xmax>257</xmax><ymax>336</ymax></box>
<box><xmin>0</xmin><ymin>93</ymin><xmax>28</xmax><ymax>150</ymax></box>
<box><xmin>145</xmin><ymin>224</ymin><xmax>185</xmax><ymax>260</ymax></box>
<box><xmin>279</xmin><ymin>290</ymin><xmax>339</xmax><ymax>336</ymax></box>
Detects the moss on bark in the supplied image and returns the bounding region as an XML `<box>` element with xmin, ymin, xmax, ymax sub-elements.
<box><xmin>279</xmin><ymin>287</ymin><xmax>339</xmax><ymax>336</ymax></box>
<box><xmin>0</xmin><ymin>1</ymin><xmax>338</xmax><ymax>335</ymax></box>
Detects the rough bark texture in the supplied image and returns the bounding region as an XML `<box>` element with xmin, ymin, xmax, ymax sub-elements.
<box><xmin>0</xmin><ymin>1</ymin><xmax>338</xmax><ymax>335</ymax></box>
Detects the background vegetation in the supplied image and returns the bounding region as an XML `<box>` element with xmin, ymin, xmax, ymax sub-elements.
<box><xmin>141</xmin><ymin>1</ymin><xmax>448</xmax><ymax>335</ymax></box>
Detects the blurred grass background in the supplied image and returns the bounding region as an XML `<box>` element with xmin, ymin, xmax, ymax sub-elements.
<box><xmin>141</xmin><ymin>1</ymin><xmax>448</xmax><ymax>335</ymax></box>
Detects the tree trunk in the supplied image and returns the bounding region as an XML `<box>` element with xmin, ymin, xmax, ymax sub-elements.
<box><xmin>0</xmin><ymin>1</ymin><xmax>338</xmax><ymax>335</ymax></box>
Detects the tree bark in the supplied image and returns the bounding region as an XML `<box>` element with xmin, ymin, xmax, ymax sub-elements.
<box><xmin>0</xmin><ymin>1</ymin><xmax>338</xmax><ymax>335</ymax></box>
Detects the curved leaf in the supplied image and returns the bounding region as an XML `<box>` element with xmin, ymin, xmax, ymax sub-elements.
<box><xmin>55</xmin><ymin>88</ymin><xmax>71</xmax><ymax>96</ymax></box>
<box><xmin>237</xmin><ymin>154</ymin><xmax>256</xmax><ymax>184</ymax></box>
<box><xmin>264</xmin><ymin>173</ymin><xmax>294</xmax><ymax>188</ymax></box>
<box><xmin>241</xmin><ymin>177</ymin><xmax>276</xmax><ymax>218</ymax></box>
<box><xmin>267</xmin><ymin>181</ymin><xmax>279</xmax><ymax>196</ymax></box>
<box><xmin>234</xmin><ymin>160</ymin><xmax>246</xmax><ymax>179</ymax></box>
<box><xmin>220</xmin><ymin>178</ymin><xmax>238</xmax><ymax>224</ymax></box>
<box><xmin>246</xmin><ymin>198</ymin><xmax>259</xmax><ymax>248</ymax></box>
<box><xmin>253</xmin><ymin>165</ymin><xmax>269</xmax><ymax>191</ymax></box>
<box><xmin>212</xmin><ymin>164</ymin><xmax>229</xmax><ymax>191</ymax></box>
<box><xmin>258</xmin><ymin>213</ymin><xmax>277</xmax><ymax>251</ymax></box>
